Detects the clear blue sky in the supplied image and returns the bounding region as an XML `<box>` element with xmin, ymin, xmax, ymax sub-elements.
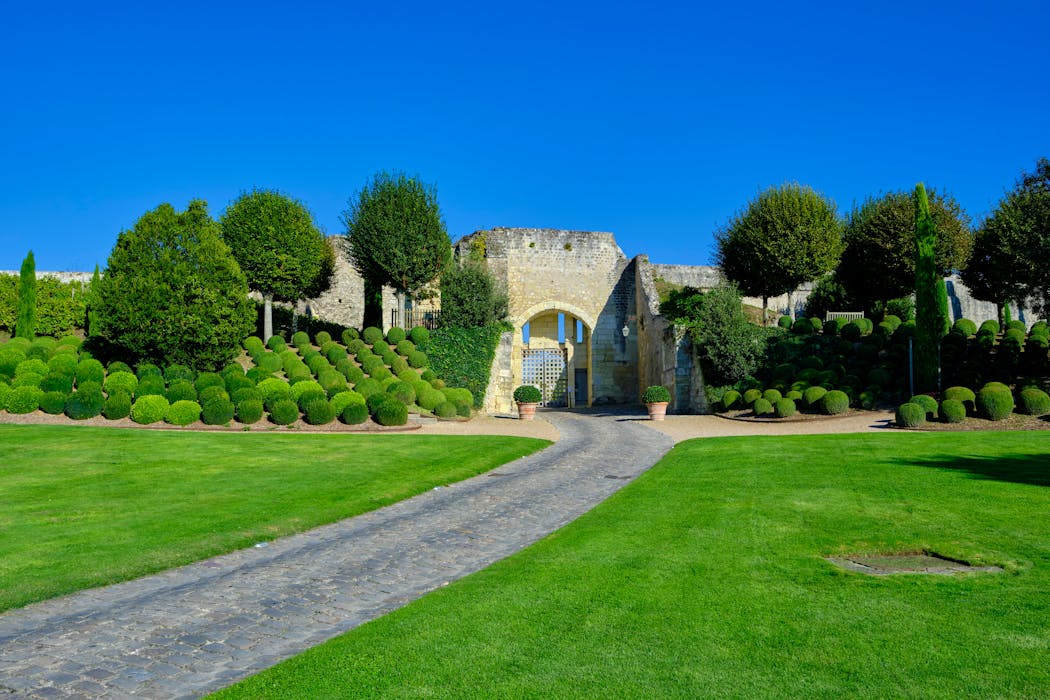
<box><xmin>2</xmin><ymin>0</ymin><xmax>1048</xmax><ymax>272</ymax></box>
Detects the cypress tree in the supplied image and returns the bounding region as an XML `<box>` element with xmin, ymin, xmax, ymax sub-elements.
<box><xmin>15</xmin><ymin>250</ymin><xmax>36</xmax><ymax>338</ymax></box>
<box><xmin>914</xmin><ymin>183</ymin><xmax>949</xmax><ymax>392</ymax></box>
<box><xmin>86</xmin><ymin>264</ymin><xmax>102</xmax><ymax>336</ymax></box>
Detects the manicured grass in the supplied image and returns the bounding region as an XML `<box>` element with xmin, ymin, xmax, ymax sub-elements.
<box><xmin>215</xmin><ymin>431</ymin><xmax>1050</xmax><ymax>698</ymax></box>
<box><xmin>0</xmin><ymin>425</ymin><xmax>548</xmax><ymax>612</ymax></box>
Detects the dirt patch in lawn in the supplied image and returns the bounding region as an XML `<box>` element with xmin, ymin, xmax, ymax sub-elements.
<box><xmin>827</xmin><ymin>551</ymin><xmax>1003</xmax><ymax>576</ymax></box>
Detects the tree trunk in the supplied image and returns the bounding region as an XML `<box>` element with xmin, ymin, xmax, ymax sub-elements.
<box><xmin>787</xmin><ymin>290</ymin><xmax>796</xmax><ymax>320</ymax></box>
<box><xmin>996</xmin><ymin>302</ymin><xmax>1004</xmax><ymax>328</ymax></box>
<box><xmin>263</xmin><ymin>294</ymin><xmax>273</xmax><ymax>342</ymax></box>
<box><xmin>762</xmin><ymin>296</ymin><xmax>769</xmax><ymax>326</ymax></box>
<box><xmin>396</xmin><ymin>289</ymin><xmax>407</xmax><ymax>329</ymax></box>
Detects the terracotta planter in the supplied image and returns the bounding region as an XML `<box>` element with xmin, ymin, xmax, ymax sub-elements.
<box><xmin>517</xmin><ymin>402</ymin><xmax>539</xmax><ymax>421</ymax></box>
<box><xmin>646</xmin><ymin>401</ymin><xmax>669</xmax><ymax>421</ymax></box>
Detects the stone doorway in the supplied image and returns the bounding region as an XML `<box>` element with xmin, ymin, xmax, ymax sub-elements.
<box><xmin>522</xmin><ymin>348</ymin><xmax>567</xmax><ymax>407</ymax></box>
<box><xmin>517</xmin><ymin>306</ymin><xmax>592</xmax><ymax>408</ymax></box>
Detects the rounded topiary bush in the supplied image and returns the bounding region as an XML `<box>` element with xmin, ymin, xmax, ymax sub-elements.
<box><xmin>16</xmin><ymin>358</ymin><xmax>49</xmax><ymax>379</ymax></box>
<box><xmin>131</xmin><ymin>395</ymin><xmax>169</xmax><ymax>424</ymax></box>
<box><xmin>269</xmin><ymin>398</ymin><xmax>300</xmax><ymax>425</ymax></box>
<box><xmin>1018</xmin><ymin>388</ymin><xmax>1050</xmax><ymax>416</ymax></box>
<box><xmin>456</xmin><ymin>402</ymin><xmax>472</xmax><ymax>418</ymax></box>
<box><xmin>104</xmin><ymin>371</ymin><xmax>139</xmax><ymax>397</ymax></box>
<box><xmin>0</xmin><ymin>347</ymin><xmax>26</xmax><ymax>377</ymax></box>
<box><xmin>896</xmin><ymin>402</ymin><xmax>926</xmax><ymax>428</ymax></box>
<box><xmin>762</xmin><ymin>389</ymin><xmax>782</xmax><ymax>403</ymax></box>
<box><xmin>338</xmin><ymin>361</ymin><xmax>365</xmax><ymax>385</ymax></box>
<box><xmin>742</xmin><ymin>388</ymin><xmax>763</xmax><ymax>406</ymax></box>
<box><xmin>13</xmin><ymin>372</ymin><xmax>45</xmax><ymax>389</ymax></box>
<box><xmin>256</xmin><ymin>378</ymin><xmax>291</xmax><ymax>409</ymax></box>
<box><xmin>940</xmin><ymin>398</ymin><xmax>966</xmax><ymax>424</ymax></box>
<box><xmin>385</xmin><ymin>326</ymin><xmax>406</xmax><ymax>344</ymax></box>
<box><xmin>362</xmin><ymin>326</ymin><xmax>383</xmax><ymax>345</ymax></box>
<box><xmin>374</xmin><ymin>398</ymin><xmax>408</xmax><ymax>426</ymax></box>
<box><xmin>193</xmin><ymin>372</ymin><xmax>224</xmax><ymax>392</ymax></box>
<box><xmin>432</xmin><ymin>400</ymin><xmax>456</xmax><ymax>419</ymax></box>
<box><xmin>720</xmin><ymin>390</ymin><xmax>741</xmax><ymax>411</ymax></box>
<box><xmin>330</xmin><ymin>390</ymin><xmax>366</xmax><ymax>415</ymax></box>
<box><xmin>39</xmin><ymin>391</ymin><xmax>68</xmax><ymax>414</ymax></box>
<box><xmin>198</xmin><ymin>385</ymin><xmax>230</xmax><ymax>406</ymax></box>
<box><xmin>303</xmin><ymin>398</ymin><xmax>336</xmax><ymax>425</ymax></box>
<box><xmin>103</xmin><ymin>391</ymin><xmax>132</xmax><ymax>419</ymax></box>
<box><xmin>164</xmin><ymin>378</ymin><xmax>198</xmax><ymax>403</ymax></box>
<box><xmin>135</xmin><ymin>375</ymin><xmax>166</xmax><ymax>398</ymax></box>
<box><xmin>164</xmin><ymin>364</ymin><xmax>196</xmax><ymax>383</ymax></box>
<box><xmin>291</xmin><ymin>331</ymin><xmax>310</xmax><ymax>347</ymax></box>
<box><xmin>244</xmin><ymin>336</ymin><xmax>265</xmax><ymax>354</ymax></box>
<box><xmin>40</xmin><ymin>373</ymin><xmax>74</xmax><ymax>394</ymax></box>
<box><xmin>953</xmin><ymin>318</ymin><xmax>977</xmax><ymax>337</ymax></box>
<box><xmin>841</xmin><ymin>322</ymin><xmax>862</xmax><ymax>341</ymax></box>
<box><xmin>266</xmin><ymin>335</ymin><xmax>287</xmax><ymax>352</ymax></box>
<box><xmin>256</xmin><ymin>352</ymin><xmax>283</xmax><ymax>373</ymax></box>
<box><xmin>407</xmin><ymin>326</ymin><xmax>429</xmax><ymax>345</ymax></box>
<box><xmin>235</xmin><ymin>398</ymin><xmax>264</xmax><ymax>424</ymax></box>
<box><xmin>821</xmin><ymin>390</ymin><xmax>850</xmax><ymax>415</ymax></box>
<box><xmin>48</xmin><ymin>353</ymin><xmax>78</xmax><ymax>377</ymax></box>
<box><xmin>75</xmin><ymin>358</ymin><xmax>105</xmax><ymax>386</ymax></box>
<box><xmin>943</xmin><ymin>386</ymin><xmax>976</xmax><ymax>409</ymax></box>
<box><xmin>908</xmin><ymin>394</ymin><xmax>939</xmax><ymax>420</ymax></box>
<box><xmin>369</xmin><ymin>365</ymin><xmax>393</xmax><ymax>382</ymax></box>
<box><xmin>976</xmin><ymin>387</ymin><xmax>1014</xmax><ymax>421</ymax></box>
<box><xmin>136</xmin><ymin>362</ymin><xmax>163</xmax><ymax>379</ymax></box>
<box><xmin>773</xmin><ymin>398</ymin><xmax>796</xmax><ymax>418</ymax></box>
<box><xmin>202</xmin><ymin>398</ymin><xmax>235</xmax><ymax>425</ymax></box>
<box><xmin>786</xmin><ymin>390</ymin><xmax>804</xmax><ymax>402</ymax></box>
<box><xmin>430</xmin><ymin>378</ymin><xmax>446</xmax><ymax>390</ymax></box>
<box><xmin>65</xmin><ymin>390</ymin><xmax>104</xmax><ymax>419</ymax></box>
<box><xmin>341</xmin><ymin>328</ymin><xmax>360</xmax><ymax>345</ymax></box>
<box><xmin>416</xmin><ymin>387</ymin><xmax>444</xmax><ymax>411</ymax></box>
<box><xmin>752</xmin><ymin>398</ymin><xmax>773</xmax><ymax>417</ymax></box>
<box><xmin>6</xmin><ymin>386</ymin><xmax>42</xmax><ymax>414</ymax></box>
<box><xmin>353</xmin><ymin>377</ymin><xmax>383</xmax><ymax>399</ymax></box>
<box><xmin>166</xmin><ymin>400</ymin><xmax>202</xmax><ymax>426</ymax></box>
<box><xmin>641</xmin><ymin>385</ymin><xmax>671</xmax><ymax>404</ymax></box>
<box><xmin>386</xmin><ymin>380</ymin><xmax>416</xmax><ymax>405</ymax></box>
<box><xmin>802</xmin><ymin>386</ymin><xmax>827</xmax><ymax>409</ymax></box>
<box><xmin>341</xmin><ymin>402</ymin><xmax>369</xmax><ymax>425</ymax></box>
<box><xmin>395</xmin><ymin>339</ymin><xmax>415</xmax><ymax>356</ymax></box>
<box><xmin>790</xmin><ymin>317</ymin><xmax>814</xmax><ymax>334</ymax></box>
<box><xmin>777</xmin><ymin>315</ymin><xmax>792</xmax><ymax>329</ymax></box>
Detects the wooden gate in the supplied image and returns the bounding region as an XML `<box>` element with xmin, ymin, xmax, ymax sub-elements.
<box><xmin>522</xmin><ymin>348</ymin><xmax>568</xmax><ymax>407</ymax></box>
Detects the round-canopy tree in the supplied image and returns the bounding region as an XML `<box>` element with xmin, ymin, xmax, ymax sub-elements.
<box><xmin>715</xmin><ymin>183</ymin><xmax>843</xmax><ymax>323</ymax></box>
<box><xmin>220</xmin><ymin>189</ymin><xmax>334</xmax><ymax>342</ymax></box>
<box><xmin>963</xmin><ymin>158</ymin><xmax>1050</xmax><ymax>320</ymax></box>
<box><xmin>837</xmin><ymin>189</ymin><xmax>972</xmax><ymax>310</ymax></box>
<box><xmin>342</xmin><ymin>172</ymin><xmax>451</xmax><ymax>326</ymax></box>
<box><xmin>96</xmin><ymin>200</ymin><xmax>254</xmax><ymax>370</ymax></box>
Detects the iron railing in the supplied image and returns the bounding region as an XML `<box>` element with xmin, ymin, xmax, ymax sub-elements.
<box><xmin>389</xmin><ymin>308</ymin><xmax>442</xmax><ymax>330</ymax></box>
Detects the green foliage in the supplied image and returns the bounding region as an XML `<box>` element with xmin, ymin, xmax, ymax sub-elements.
<box><xmin>434</xmin><ymin>401</ymin><xmax>457</xmax><ymax>418</ymax></box>
<box><xmin>198</xmin><ymin>385</ymin><xmax>230</xmax><ymax>406</ymax></box>
<box><xmin>103</xmin><ymin>391</ymin><xmax>132</xmax><ymax>419</ymax></box>
<box><xmin>131</xmin><ymin>395</ymin><xmax>169</xmax><ymax>424</ymax></box>
<box><xmin>220</xmin><ymin>189</ymin><xmax>333</xmax><ymax>339</ymax></box>
<box><xmin>952</xmin><ymin>318</ymin><xmax>977</xmax><ymax>337</ymax></box>
<box><xmin>232</xmin><ymin>386</ymin><xmax>263</xmax><ymax>404</ymax></box>
<box><xmin>821</xmin><ymin>390</ymin><xmax>850</xmax><ymax>415</ymax></box>
<box><xmin>1018</xmin><ymin>388</ymin><xmax>1050</xmax><ymax>416</ymax></box>
<box><xmin>386</xmin><ymin>327</ymin><xmax>406</xmax><ymax>344</ymax></box>
<box><xmin>716</xmin><ymin>183</ymin><xmax>843</xmax><ymax>319</ymax></box>
<box><xmin>343</xmin><ymin>171</ymin><xmax>452</xmax><ymax>316</ymax></box>
<box><xmin>330</xmin><ymin>390</ymin><xmax>366</xmax><ymax>415</ymax></box>
<box><xmin>742</xmin><ymin>388</ymin><xmax>762</xmax><ymax>406</ymax></box>
<box><xmin>896</xmin><ymin>402</ymin><xmax>926</xmax><ymax>428</ymax></box>
<box><xmin>136</xmin><ymin>362</ymin><xmax>162</xmax><ymax>378</ymax></box>
<box><xmin>751</xmin><ymin>397</ymin><xmax>773</xmax><ymax>416</ymax></box>
<box><xmin>976</xmin><ymin>387</ymin><xmax>1014</xmax><ymax>421</ymax></box>
<box><xmin>0</xmin><ymin>382</ymin><xmax>10</xmax><ymax>409</ymax></box>
<box><xmin>440</xmin><ymin>260</ymin><xmax>508</xmax><ymax>328</ymax></box>
<box><xmin>268</xmin><ymin>398</ymin><xmax>299</xmax><ymax>425</ymax></box>
<box><xmin>194</xmin><ymin>372</ymin><xmax>225</xmax><ymax>393</ymax></box>
<box><xmin>291</xmin><ymin>330</ymin><xmax>311</xmax><ymax>347</ymax></box>
<box><xmin>5</xmin><ymin>386</ymin><xmax>41</xmax><ymax>413</ymax></box>
<box><xmin>165</xmin><ymin>379</ymin><xmax>198</xmax><ymax>403</ymax></box>
<box><xmin>839</xmin><ymin>188</ymin><xmax>972</xmax><ymax>309</ymax></box>
<box><xmin>202</xmin><ymin>398</ymin><xmax>235</xmax><ymax>425</ymax></box>
<box><xmin>340</xmin><ymin>402</ymin><xmax>369</xmax><ymax>425</ymax></box>
<box><xmin>236</xmin><ymin>398</ymin><xmax>264</xmax><ymax>424</ymax></box>
<box><xmin>303</xmin><ymin>398</ymin><xmax>336</xmax><ymax>425</ymax></box>
<box><xmin>38</xmin><ymin>391</ymin><xmax>67</xmax><ymax>414</ymax></box>
<box><xmin>939</xmin><ymin>398</ymin><xmax>966</xmax><ymax>423</ymax></box>
<box><xmin>773</xmin><ymin>398</ymin><xmax>796</xmax><ymax>418</ymax></box>
<box><xmin>363</xmin><ymin>326</ymin><xmax>383</xmax><ymax>344</ymax></box>
<box><xmin>16</xmin><ymin>251</ymin><xmax>36</xmax><ymax>338</ymax></box>
<box><xmin>914</xmin><ymin>184</ymin><xmax>949</xmax><ymax>393</ymax></box>
<box><xmin>75</xmin><ymin>358</ymin><xmax>105</xmax><ymax>386</ymax></box>
<box><xmin>720</xmin><ymin>390</ymin><xmax>741</xmax><ymax>410</ymax></box>
<box><xmin>387</xmin><ymin>380</ymin><xmax>416</xmax><ymax>405</ymax></box>
<box><xmin>164</xmin><ymin>364</ymin><xmax>196</xmax><ymax>383</ymax></box>
<box><xmin>908</xmin><ymin>394</ymin><xmax>939</xmax><ymax>420</ymax></box>
<box><xmin>40</xmin><ymin>373</ymin><xmax>73</xmax><ymax>394</ymax></box>
<box><xmin>165</xmin><ymin>400</ymin><xmax>202</xmax><ymax>426</ymax></box>
<box><xmin>104</xmin><ymin>371</ymin><xmax>138</xmax><ymax>397</ymax></box>
<box><xmin>353</xmin><ymin>377</ymin><xmax>383</xmax><ymax>399</ymax></box>
<box><xmin>341</xmin><ymin>328</ymin><xmax>360</xmax><ymax>345</ymax></box>
<box><xmin>315</xmin><ymin>330</ymin><xmax>332</xmax><ymax>346</ymax></box>
<box><xmin>777</xmin><ymin>315</ymin><xmax>792</xmax><ymax>329</ymax></box>
<box><xmin>640</xmin><ymin>385</ymin><xmax>671</xmax><ymax>403</ymax></box>
<box><xmin>761</xmin><ymin>388</ymin><xmax>782</xmax><ymax>403</ymax></box>
<box><xmin>790</xmin><ymin>317</ymin><xmax>813</xmax><ymax>335</ymax></box>
<box><xmin>256</xmin><ymin>377</ymin><xmax>291</xmax><ymax>408</ymax></box>
<box><xmin>96</xmin><ymin>200</ymin><xmax>254</xmax><ymax>370</ymax></box>
<box><xmin>420</xmin><ymin>325</ymin><xmax>504</xmax><ymax>408</ymax></box>
<box><xmin>410</xmin><ymin>326</ymin><xmax>430</xmax><ymax>345</ymax></box>
<box><xmin>416</xmin><ymin>386</ymin><xmax>444</xmax><ymax>411</ymax></box>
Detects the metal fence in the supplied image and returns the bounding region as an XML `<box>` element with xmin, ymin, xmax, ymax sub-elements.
<box><xmin>389</xmin><ymin>308</ymin><xmax>442</xmax><ymax>330</ymax></box>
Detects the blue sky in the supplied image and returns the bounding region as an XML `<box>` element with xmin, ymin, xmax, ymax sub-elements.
<box><xmin>2</xmin><ymin>1</ymin><xmax>1048</xmax><ymax>272</ymax></box>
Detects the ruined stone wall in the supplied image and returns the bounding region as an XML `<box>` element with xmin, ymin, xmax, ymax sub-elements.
<box><xmin>0</xmin><ymin>271</ymin><xmax>94</xmax><ymax>284</ymax></box>
<box><xmin>652</xmin><ymin>263</ymin><xmax>815</xmax><ymax>318</ymax></box>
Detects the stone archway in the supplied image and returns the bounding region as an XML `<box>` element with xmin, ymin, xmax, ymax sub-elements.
<box><xmin>513</xmin><ymin>301</ymin><xmax>594</xmax><ymax>408</ymax></box>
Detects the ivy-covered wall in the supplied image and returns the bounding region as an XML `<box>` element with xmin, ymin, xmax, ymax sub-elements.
<box><xmin>421</xmin><ymin>324</ymin><xmax>507</xmax><ymax>408</ymax></box>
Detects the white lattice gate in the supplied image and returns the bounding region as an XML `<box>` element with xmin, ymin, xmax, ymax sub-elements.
<box><xmin>522</xmin><ymin>348</ymin><xmax>568</xmax><ymax>407</ymax></box>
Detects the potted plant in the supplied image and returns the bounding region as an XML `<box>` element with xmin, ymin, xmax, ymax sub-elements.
<box><xmin>641</xmin><ymin>385</ymin><xmax>671</xmax><ymax>420</ymax></box>
<box><xmin>513</xmin><ymin>385</ymin><xmax>542</xmax><ymax>420</ymax></box>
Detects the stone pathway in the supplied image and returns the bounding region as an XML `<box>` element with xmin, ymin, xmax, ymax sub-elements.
<box><xmin>0</xmin><ymin>411</ymin><xmax>673</xmax><ymax>699</ymax></box>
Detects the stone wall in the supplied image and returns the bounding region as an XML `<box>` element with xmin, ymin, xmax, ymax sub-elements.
<box><xmin>652</xmin><ymin>263</ymin><xmax>816</xmax><ymax>319</ymax></box>
<box><xmin>0</xmin><ymin>271</ymin><xmax>94</xmax><ymax>284</ymax></box>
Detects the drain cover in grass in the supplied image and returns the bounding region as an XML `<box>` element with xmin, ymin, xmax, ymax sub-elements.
<box><xmin>827</xmin><ymin>552</ymin><xmax>1002</xmax><ymax>575</ymax></box>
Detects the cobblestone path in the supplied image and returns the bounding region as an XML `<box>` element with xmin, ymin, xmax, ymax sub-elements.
<box><xmin>0</xmin><ymin>411</ymin><xmax>673</xmax><ymax>699</ymax></box>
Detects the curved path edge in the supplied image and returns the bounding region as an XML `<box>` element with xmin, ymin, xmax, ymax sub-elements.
<box><xmin>0</xmin><ymin>411</ymin><xmax>673</xmax><ymax>699</ymax></box>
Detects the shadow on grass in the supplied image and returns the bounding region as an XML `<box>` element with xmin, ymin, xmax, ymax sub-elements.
<box><xmin>901</xmin><ymin>452</ymin><xmax>1050</xmax><ymax>487</ymax></box>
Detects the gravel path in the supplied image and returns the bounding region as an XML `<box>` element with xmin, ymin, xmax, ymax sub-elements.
<box><xmin>0</xmin><ymin>410</ymin><xmax>670</xmax><ymax>699</ymax></box>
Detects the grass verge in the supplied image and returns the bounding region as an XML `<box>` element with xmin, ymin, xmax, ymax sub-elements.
<box><xmin>215</xmin><ymin>431</ymin><xmax>1050</xmax><ymax>698</ymax></box>
<box><xmin>0</xmin><ymin>424</ymin><xmax>548</xmax><ymax>612</ymax></box>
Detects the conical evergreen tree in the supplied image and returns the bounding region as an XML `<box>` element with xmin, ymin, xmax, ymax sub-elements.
<box><xmin>15</xmin><ymin>250</ymin><xmax>36</xmax><ymax>338</ymax></box>
<box><xmin>914</xmin><ymin>183</ymin><xmax>949</xmax><ymax>392</ymax></box>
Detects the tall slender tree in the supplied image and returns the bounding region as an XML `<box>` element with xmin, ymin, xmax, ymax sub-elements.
<box><xmin>15</xmin><ymin>250</ymin><xmax>36</xmax><ymax>338</ymax></box>
<box><xmin>914</xmin><ymin>183</ymin><xmax>949</xmax><ymax>393</ymax></box>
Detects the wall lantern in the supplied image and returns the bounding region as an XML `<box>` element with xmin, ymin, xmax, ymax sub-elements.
<box><xmin>621</xmin><ymin>322</ymin><xmax>630</xmax><ymax>338</ymax></box>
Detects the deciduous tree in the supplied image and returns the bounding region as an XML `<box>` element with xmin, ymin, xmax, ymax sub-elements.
<box><xmin>342</xmin><ymin>172</ymin><xmax>451</xmax><ymax>325</ymax></box>
<box><xmin>715</xmin><ymin>184</ymin><xmax>842</xmax><ymax>324</ymax></box>
<box><xmin>220</xmin><ymin>189</ymin><xmax>334</xmax><ymax>342</ymax></box>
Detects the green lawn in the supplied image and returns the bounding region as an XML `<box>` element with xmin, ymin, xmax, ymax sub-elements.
<box><xmin>0</xmin><ymin>424</ymin><xmax>548</xmax><ymax>612</ymax></box>
<box><xmin>215</xmin><ymin>431</ymin><xmax>1050</xmax><ymax>699</ymax></box>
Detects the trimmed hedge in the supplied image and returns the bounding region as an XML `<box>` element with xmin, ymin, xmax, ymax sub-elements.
<box><xmin>40</xmin><ymin>373</ymin><xmax>74</xmax><ymax>394</ymax></box>
<box><xmin>940</xmin><ymin>398</ymin><xmax>966</xmax><ymax>424</ymax></box>
<box><xmin>362</xmin><ymin>326</ymin><xmax>384</xmax><ymax>344</ymax></box>
<box><xmin>135</xmin><ymin>375</ymin><xmax>166</xmax><ymax>398</ymax></box>
<box><xmin>131</xmin><ymin>395</ymin><xmax>169</xmax><ymax>424</ymax></box>
<box><xmin>742</xmin><ymin>388</ymin><xmax>762</xmax><ymax>406</ymax></box>
<box><xmin>103</xmin><ymin>392</ymin><xmax>132</xmax><ymax>419</ymax></box>
<box><xmin>976</xmin><ymin>387</ymin><xmax>1014</xmax><ymax>421</ymax></box>
<box><xmin>269</xmin><ymin>399</ymin><xmax>300</xmax><ymax>425</ymax></box>
<box><xmin>386</xmin><ymin>327</ymin><xmax>406</xmax><ymax>344</ymax></box>
<box><xmin>434</xmin><ymin>401</ymin><xmax>457</xmax><ymax>418</ymax></box>
<box><xmin>1018</xmin><ymin>388</ymin><xmax>1050</xmax><ymax>416</ymax></box>
<box><xmin>331</xmin><ymin>391</ymin><xmax>366</xmax><ymax>416</ymax></box>
<box><xmin>341</xmin><ymin>402</ymin><xmax>369</xmax><ymax>425</ymax></box>
<box><xmin>752</xmin><ymin>398</ymin><xmax>773</xmax><ymax>417</ymax></box>
<box><xmin>64</xmin><ymin>390</ymin><xmax>104</xmax><ymax>419</ymax></box>
<box><xmin>762</xmin><ymin>389</ymin><xmax>782</xmax><ymax>403</ymax></box>
<box><xmin>374</xmin><ymin>400</ymin><xmax>408</xmax><ymax>426</ymax></box>
<box><xmin>202</xmin><ymin>398</ymin><xmax>235</xmax><ymax>425</ymax></box>
<box><xmin>896</xmin><ymin>402</ymin><xmax>926</xmax><ymax>428</ymax></box>
<box><xmin>908</xmin><ymin>394</ymin><xmax>938</xmax><ymax>420</ymax></box>
<box><xmin>199</xmin><ymin>385</ymin><xmax>230</xmax><ymax>406</ymax></box>
<box><xmin>387</xmin><ymin>381</ymin><xmax>416</xmax><ymax>405</ymax></box>
<box><xmin>5</xmin><ymin>386</ymin><xmax>41</xmax><ymax>413</ymax></box>
<box><xmin>236</xmin><ymin>398</ymin><xmax>265</xmax><ymax>424</ymax></box>
<box><xmin>165</xmin><ymin>400</ymin><xmax>202</xmax><ymax>426</ymax></box>
<box><xmin>39</xmin><ymin>391</ymin><xmax>68</xmax><ymax>414</ymax></box>
<box><xmin>821</xmin><ymin>390</ymin><xmax>850</xmax><ymax>415</ymax></box>
<box><xmin>802</xmin><ymin>386</ymin><xmax>827</xmax><ymax>409</ymax></box>
<box><xmin>720</xmin><ymin>390</ymin><xmax>740</xmax><ymax>411</ymax></box>
<box><xmin>773</xmin><ymin>398</ymin><xmax>796</xmax><ymax>418</ymax></box>
<box><xmin>303</xmin><ymin>398</ymin><xmax>336</xmax><ymax>425</ymax></box>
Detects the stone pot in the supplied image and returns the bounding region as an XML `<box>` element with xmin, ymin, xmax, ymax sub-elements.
<box><xmin>516</xmin><ymin>402</ymin><xmax>539</xmax><ymax>421</ymax></box>
<box><xmin>646</xmin><ymin>401</ymin><xmax>669</xmax><ymax>421</ymax></box>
